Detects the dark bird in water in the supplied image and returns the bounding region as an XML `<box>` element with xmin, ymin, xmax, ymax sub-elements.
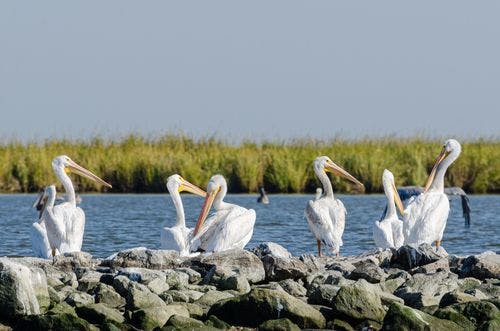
<box><xmin>380</xmin><ymin>186</ymin><xmax>471</xmax><ymax>227</ymax></box>
<box><xmin>257</xmin><ymin>187</ymin><xmax>269</xmax><ymax>204</ymax></box>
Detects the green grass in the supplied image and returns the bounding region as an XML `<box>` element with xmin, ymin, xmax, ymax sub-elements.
<box><xmin>0</xmin><ymin>135</ymin><xmax>498</xmax><ymax>194</ymax></box>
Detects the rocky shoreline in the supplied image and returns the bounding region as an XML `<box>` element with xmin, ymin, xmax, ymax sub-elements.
<box><xmin>0</xmin><ymin>243</ymin><xmax>499</xmax><ymax>331</ymax></box>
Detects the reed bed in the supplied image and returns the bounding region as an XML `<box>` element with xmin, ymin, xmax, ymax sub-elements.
<box><xmin>0</xmin><ymin>135</ymin><xmax>498</xmax><ymax>194</ymax></box>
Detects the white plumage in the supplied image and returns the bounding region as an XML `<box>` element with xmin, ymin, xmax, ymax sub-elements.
<box><xmin>305</xmin><ymin>156</ymin><xmax>364</xmax><ymax>256</ymax></box>
<box><xmin>403</xmin><ymin>139</ymin><xmax>461</xmax><ymax>247</ymax></box>
<box><xmin>191</xmin><ymin>174</ymin><xmax>256</xmax><ymax>253</ymax></box>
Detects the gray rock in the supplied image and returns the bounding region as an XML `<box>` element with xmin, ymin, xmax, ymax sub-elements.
<box><xmin>391</xmin><ymin>244</ymin><xmax>448</xmax><ymax>270</ymax></box>
<box><xmin>196</xmin><ymin>290</ymin><xmax>234</xmax><ymax>307</ymax></box>
<box><xmin>52</xmin><ymin>252</ymin><xmax>95</xmax><ymax>272</ymax></box>
<box><xmin>439</xmin><ymin>290</ymin><xmax>479</xmax><ymax>307</ymax></box>
<box><xmin>130</xmin><ymin>304</ymin><xmax>188</xmax><ymax>330</ymax></box>
<box><xmin>103</xmin><ymin>247</ymin><xmax>181</xmax><ymax>270</ymax></box>
<box><xmin>112</xmin><ymin>275</ymin><xmax>132</xmax><ymax>297</ymax></box>
<box><xmin>411</xmin><ymin>258</ymin><xmax>450</xmax><ymax>274</ymax></box>
<box><xmin>184</xmin><ymin>284</ymin><xmax>217</xmax><ymax>293</ymax></box>
<box><xmin>259</xmin><ymin>318</ymin><xmax>301</xmax><ymax>331</ymax></box>
<box><xmin>460</xmin><ymin>251</ymin><xmax>500</xmax><ymax>280</ymax></box>
<box><xmin>164</xmin><ymin>289</ymin><xmax>189</xmax><ymax>303</ymax></box>
<box><xmin>177</xmin><ymin>302</ymin><xmax>204</xmax><ymax>319</ymax></box>
<box><xmin>76</xmin><ymin>270</ymin><xmax>103</xmax><ymax>293</ymax></box>
<box><xmin>0</xmin><ymin>258</ymin><xmax>50</xmax><ymax>317</ymax></box>
<box><xmin>382</xmin><ymin>302</ymin><xmax>462</xmax><ymax>330</ymax></box>
<box><xmin>174</xmin><ymin>267</ymin><xmax>202</xmax><ymax>284</ymax></box>
<box><xmin>251</xmin><ymin>242</ymin><xmax>293</xmax><ymax>259</ymax></box>
<box><xmin>94</xmin><ymin>283</ymin><xmax>125</xmax><ymax>308</ymax></box>
<box><xmin>126</xmin><ymin>282</ymin><xmax>166</xmax><ymax>310</ymax></box>
<box><xmin>209</xmin><ymin>288</ymin><xmax>326</xmax><ymax>329</ymax></box>
<box><xmin>351</xmin><ymin>248</ymin><xmax>394</xmax><ymax>267</ymax></box>
<box><xmin>299</xmin><ymin>254</ymin><xmax>324</xmax><ymax>272</ymax></box>
<box><xmin>186</xmin><ymin>249</ymin><xmax>265</xmax><ymax>284</ymax></box>
<box><xmin>332</xmin><ymin>280</ymin><xmax>386</xmax><ymax>323</ymax></box>
<box><xmin>349</xmin><ymin>260</ymin><xmax>388</xmax><ymax>283</ymax></box>
<box><xmin>325</xmin><ymin>261</ymin><xmax>356</xmax><ymax>276</ymax></box>
<box><xmin>163</xmin><ymin>269</ymin><xmax>190</xmax><ymax>289</ymax></box>
<box><xmin>394</xmin><ymin>271</ymin><xmax>460</xmax><ymax>308</ymax></box>
<box><xmin>433</xmin><ymin>306</ymin><xmax>476</xmax><ymax>330</ymax></box>
<box><xmin>381</xmin><ymin>271</ymin><xmax>411</xmax><ymax>293</ymax></box>
<box><xmin>146</xmin><ymin>277</ymin><xmax>170</xmax><ymax>295</ymax></box>
<box><xmin>450</xmin><ymin>300</ymin><xmax>499</xmax><ymax>326</ymax></box>
<box><xmin>279</xmin><ymin>279</ymin><xmax>307</xmax><ymax>297</ymax></box>
<box><xmin>308</xmin><ymin>284</ymin><xmax>339</xmax><ymax>306</ymax></box>
<box><xmin>165</xmin><ymin>315</ymin><xmax>206</xmax><ymax>329</ymax></box>
<box><xmin>75</xmin><ymin>303</ymin><xmax>125</xmax><ymax>325</ymax></box>
<box><xmin>65</xmin><ymin>291</ymin><xmax>94</xmax><ymax>307</ymax></box>
<box><xmin>118</xmin><ymin>267</ymin><xmax>166</xmax><ymax>284</ymax></box>
<box><xmin>218</xmin><ymin>274</ymin><xmax>251</xmax><ymax>293</ymax></box>
<box><xmin>262</xmin><ymin>255</ymin><xmax>308</xmax><ymax>282</ymax></box>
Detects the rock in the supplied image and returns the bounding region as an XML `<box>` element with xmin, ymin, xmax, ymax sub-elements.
<box><xmin>325</xmin><ymin>261</ymin><xmax>356</xmax><ymax>277</ymax></box>
<box><xmin>218</xmin><ymin>275</ymin><xmax>250</xmax><ymax>293</ymax></box>
<box><xmin>439</xmin><ymin>290</ymin><xmax>479</xmax><ymax>307</ymax></box>
<box><xmin>54</xmin><ymin>286</ymin><xmax>76</xmax><ymax>303</ymax></box>
<box><xmin>382</xmin><ymin>302</ymin><xmax>462</xmax><ymax>330</ymax></box>
<box><xmin>349</xmin><ymin>260</ymin><xmax>388</xmax><ymax>283</ymax></box>
<box><xmin>130</xmin><ymin>304</ymin><xmax>189</xmax><ymax>331</ymax></box>
<box><xmin>164</xmin><ymin>290</ymin><xmax>189</xmax><ymax>303</ymax></box>
<box><xmin>259</xmin><ymin>318</ymin><xmax>301</xmax><ymax>331</ymax></box>
<box><xmin>75</xmin><ymin>303</ymin><xmax>125</xmax><ymax>325</ymax></box>
<box><xmin>93</xmin><ymin>283</ymin><xmax>126</xmax><ymax>308</ymax></box>
<box><xmin>126</xmin><ymin>282</ymin><xmax>166</xmax><ymax>310</ymax></box>
<box><xmin>327</xmin><ymin>319</ymin><xmax>355</xmax><ymax>331</ymax></box>
<box><xmin>262</xmin><ymin>255</ymin><xmax>308</xmax><ymax>282</ymax></box>
<box><xmin>434</xmin><ymin>307</ymin><xmax>476</xmax><ymax>330</ymax></box>
<box><xmin>460</xmin><ymin>252</ymin><xmax>500</xmax><ymax>280</ymax></box>
<box><xmin>65</xmin><ymin>291</ymin><xmax>94</xmax><ymax>307</ymax></box>
<box><xmin>146</xmin><ymin>277</ymin><xmax>170</xmax><ymax>295</ymax></box>
<box><xmin>174</xmin><ymin>268</ymin><xmax>202</xmax><ymax>284</ymax></box>
<box><xmin>0</xmin><ymin>258</ymin><xmax>50</xmax><ymax>317</ymax></box>
<box><xmin>451</xmin><ymin>301</ymin><xmax>499</xmax><ymax>327</ymax></box>
<box><xmin>165</xmin><ymin>315</ymin><xmax>205</xmax><ymax>329</ymax></box>
<box><xmin>208</xmin><ymin>288</ymin><xmax>326</xmax><ymax>329</ymax></box>
<box><xmin>0</xmin><ymin>323</ymin><xmax>12</xmax><ymax>331</ymax></box>
<box><xmin>205</xmin><ymin>315</ymin><xmax>231</xmax><ymax>329</ymax></box>
<box><xmin>308</xmin><ymin>284</ymin><xmax>339</xmax><ymax>306</ymax></box>
<box><xmin>47</xmin><ymin>286</ymin><xmax>61</xmax><ymax>305</ymax></box>
<box><xmin>391</xmin><ymin>244</ymin><xmax>448</xmax><ymax>270</ymax></box>
<box><xmin>163</xmin><ymin>269</ymin><xmax>190</xmax><ymax>289</ymax></box>
<box><xmin>17</xmin><ymin>312</ymin><xmax>95</xmax><ymax>331</ymax></box>
<box><xmin>186</xmin><ymin>249</ymin><xmax>265</xmax><ymax>284</ymax></box>
<box><xmin>382</xmin><ymin>271</ymin><xmax>411</xmax><ymax>293</ymax></box>
<box><xmin>118</xmin><ymin>267</ymin><xmax>166</xmax><ymax>284</ymax></box>
<box><xmin>76</xmin><ymin>270</ymin><xmax>103</xmax><ymax>293</ymax></box>
<box><xmin>196</xmin><ymin>290</ymin><xmax>234</xmax><ymax>307</ymax></box>
<box><xmin>52</xmin><ymin>252</ymin><xmax>95</xmax><ymax>272</ymax></box>
<box><xmin>355</xmin><ymin>279</ymin><xmax>404</xmax><ymax>307</ymax></box>
<box><xmin>103</xmin><ymin>247</ymin><xmax>181</xmax><ymax>270</ymax></box>
<box><xmin>177</xmin><ymin>302</ymin><xmax>204</xmax><ymax>319</ymax></box>
<box><xmin>112</xmin><ymin>275</ymin><xmax>131</xmax><ymax>297</ymax></box>
<box><xmin>278</xmin><ymin>279</ymin><xmax>307</xmax><ymax>297</ymax></box>
<box><xmin>394</xmin><ymin>271</ymin><xmax>460</xmax><ymax>308</ymax></box>
<box><xmin>185</xmin><ymin>284</ymin><xmax>217</xmax><ymax>293</ymax></box>
<box><xmin>332</xmin><ymin>280</ymin><xmax>386</xmax><ymax>323</ymax></box>
<box><xmin>411</xmin><ymin>258</ymin><xmax>450</xmax><ymax>274</ymax></box>
<box><xmin>251</xmin><ymin>242</ymin><xmax>293</xmax><ymax>259</ymax></box>
<box><xmin>299</xmin><ymin>254</ymin><xmax>324</xmax><ymax>272</ymax></box>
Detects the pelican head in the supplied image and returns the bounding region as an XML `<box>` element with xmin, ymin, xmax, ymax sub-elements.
<box><xmin>313</xmin><ymin>156</ymin><xmax>364</xmax><ymax>189</ymax></box>
<box><xmin>52</xmin><ymin>155</ymin><xmax>112</xmax><ymax>188</ymax></box>
<box><xmin>166</xmin><ymin>174</ymin><xmax>206</xmax><ymax>197</ymax></box>
<box><xmin>192</xmin><ymin>174</ymin><xmax>227</xmax><ymax>236</ymax></box>
<box><xmin>424</xmin><ymin>139</ymin><xmax>462</xmax><ymax>192</ymax></box>
<box><xmin>382</xmin><ymin>169</ymin><xmax>404</xmax><ymax>215</ymax></box>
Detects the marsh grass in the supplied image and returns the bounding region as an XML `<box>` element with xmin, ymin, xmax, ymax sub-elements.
<box><xmin>0</xmin><ymin>135</ymin><xmax>498</xmax><ymax>193</ymax></box>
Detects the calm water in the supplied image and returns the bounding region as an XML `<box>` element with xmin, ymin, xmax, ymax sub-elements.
<box><xmin>0</xmin><ymin>194</ymin><xmax>498</xmax><ymax>258</ymax></box>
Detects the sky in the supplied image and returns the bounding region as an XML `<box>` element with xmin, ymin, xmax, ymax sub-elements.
<box><xmin>0</xmin><ymin>1</ymin><xmax>498</xmax><ymax>142</ymax></box>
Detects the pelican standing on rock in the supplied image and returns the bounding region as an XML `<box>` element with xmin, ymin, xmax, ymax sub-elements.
<box><xmin>403</xmin><ymin>139</ymin><xmax>462</xmax><ymax>248</ymax></box>
<box><xmin>30</xmin><ymin>155</ymin><xmax>112</xmax><ymax>258</ymax></box>
<box><xmin>191</xmin><ymin>174</ymin><xmax>256</xmax><ymax>252</ymax></box>
<box><xmin>373</xmin><ymin>170</ymin><xmax>405</xmax><ymax>249</ymax></box>
<box><xmin>161</xmin><ymin>174</ymin><xmax>206</xmax><ymax>256</ymax></box>
<box><xmin>305</xmin><ymin>156</ymin><xmax>364</xmax><ymax>257</ymax></box>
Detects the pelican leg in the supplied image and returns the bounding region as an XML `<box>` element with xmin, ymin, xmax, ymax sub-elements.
<box><xmin>336</xmin><ymin>252</ymin><xmax>340</xmax><ymax>257</ymax></box>
<box><xmin>317</xmin><ymin>240</ymin><xmax>322</xmax><ymax>257</ymax></box>
<box><xmin>52</xmin><ymin>248</ymin><xmax>56</xmax><ymax>265</ymax></box>
<box><xmin>435</xmin><ymin>240</ymin><xmax>441</xmax><ymax>249</ymax></box>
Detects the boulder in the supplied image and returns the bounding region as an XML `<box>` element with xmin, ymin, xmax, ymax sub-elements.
<box><xmin>186</xmin><ymin>249</ymin><xmax>265</xmax><ymax>284</ymax></box>
<box><xmin>177</xmin><ymin>302</ymin><xmax>204</xmax><ymax>319</ymax></box>
<box><xmin>164</xmin><ymin>315</ymin><xmax>205</xmax><ymax>329</ymax></box>
<box><xmin>251</xmin><ymin>242</ymin><xmax>293</xmax><ymax>259</ymax></box>
<box><xmin>52</xmin><ymin>252</ymin><xmax>95</xmax><ymax>272</ymax></box>
<box><xmin>196</xmin><ymin>290</ymin><xmax>234</xmax><ymax>307</ymax></box>
<box><xmin>218</xmin><ymin>275</ymin><xmax>250</xmax><ymax>293</ymax></box>
<box><xmin>208</xmin><ymin>288</ymin><xmax>326</xmax><ymax>329</ymax></box>
<box><xmin>93</xmin><ymin>283</ymin><xmax>126</xmax><ymax>308</ymax></box>
<box><xmin>299</xmin><ymin>254</ymin><xmax>324</xmax><ymax>272</ymax></box>
<box><xmin>349</xmin><ymin>260</ymin><xmax>388</xmax><ymax>283</ymax></box>
<box><xmin>130</xmin><ymin>304</ymin><xmax>188</xmax><ymax>331</ymax></box>
<box><xmin>439</xmin><ymin>290</ymin><xmax>479</xmax><ymax>307</ymax></box>
<box><xmin>102</xmin><ymin>247</ymin><xmax>181</xmax><ymax>270</ymax></box>
<box><xmin>112</xmin><ymin>275</ymin><xmax>132</xmax><ymax>297</ymax></box>
<box><xmin>262</xmin><ymin>256</ymin><xmax>308</xmax><ymax>282</ymax></box>
<box><xmin>325</xmin><ymin>261</ymin><xmax>356</xmax><ymax>277</ymax></box>
<box><xmin>259</xmin><ymin>318</ymin><xmax>301</xmax><ymax>331</ymax></box>
<box><xmin>0</xmin><ymin>258</ymin><xmax>50</xmax><ymax>317</ymax></box>
<box><xmin>391</xmin><ymin>244</ymin><xmax>448</xmax><ymax>270</ymax></box>
<box><xmin>17</xmin><ymin>312</ymin><xmax>94</xmax><ymax>331</ymax></box>
<box><xmin>146</xmin><ymin>277</ymin><xmax>170</xmax><ymax>295</ymax></box>
<box><xmin>450</xmin><ymin>301</ymin><xmax>499</xmax><ymax>327</ymax></box>
<box><xmin>278</xmin><ymin>279</ymin><xmax>307</xmax><ymax>297</ymax></box>
<box><xmin>332</xmin><ymin>280</ymin><xmax>386</xmax><ymax>323</ymax></box>
<box><xmin>433</xmin><ymin>307</ymin><xmax>476</xmax><ymax>330</ymax></box>
<box><xmin>382</xmin><ymin>302</ymin><xmax>461</xmax><ymax>331</ymax></box>
<box><xmin>410</xmin><ymin>258</ymin><xmax>450</xmax><ymax>274</ymax></box>
<box><xmin>174</xmin><ymin>268</ymin><xmax>202</xmax><ymax>284</ymax></box>
<box><xmin>118</xmin><ymin>267</ymin><xmax>166</xmax><ymax>284</ymax></box>
<box><xmin>65</xmin><ymin>292</ymin><xmax>94</xmax><ymax>307</ymax></box>
<box><xmin>204</xmin><ymin>315</ymin><xmax>231</xmax><ymax>329</ymax></box>
<box><xmin>459</xmin><ymin>252</ymin><xmax>500</xmax><ymax>280</ymax></box>
<box><xmin>75</xmin><ymin>303</ymin><xmax>125</xmax><ymax>325</ymax></box>
<box><xmin>163</xmin><ymin>269</ymin><xmax>190</xmax><ymax>289</ymax></box>
<box><xmin>308</xmin><ymin>284</ymin><xmax>339</xmax><ymax>306</ymax></box>
<box><xmin>126</xmin><ymin>282</ymin><xmax>166</xmax><ymax>310</ymax></box>
<box><xmin>76</xmin><ymin>270</ymin><xmax>103</xmax><ymax>293</ymax></box>
<box><xmin>327</xmin><ymin>319</ymin><xmax>355</xmax><ymax>331</ymax></box>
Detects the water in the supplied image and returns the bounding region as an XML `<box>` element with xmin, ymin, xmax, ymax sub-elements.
<box><xmin>0</xmin><ymin>194</ymin><xmax>498</xmax><ymax>258</ymax></box>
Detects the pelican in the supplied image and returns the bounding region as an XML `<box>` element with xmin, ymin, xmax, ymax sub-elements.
<box><xmin>160</xmin><ymin>174</ymin><xmax>206</xmax><ymax>256</ymax></box>
<box><xmin>305</xmin><ymin>156</ymin><xmax>364</xmax><ymax>257</ymax></box>
<box><xmin>30</xmin><ymin>185</ymin><xmax>56</xmax><ymax>259</ymax></box>
<box><xmin>373</xmin><ymin>170</ymin><xmax>405</xmax><ymax>249</ymax></box>
<box><xmin>190</xmin><ymin>174</ymin><xmax>256</xmax><ymax>252</ymax></box>
<box><xmin>30</xmin><ymin>155</ymin><xmax>111</xmax><ymax>258</ymax></box>
<box><xmin>403</xmin><ymin>139</ymin><xmax>462</xmax><ymax>248</ymax></box>
<box><xmin>257</xmin><ymin>187</ymin><xmax>269</xmax><ymax>204</ymax></box>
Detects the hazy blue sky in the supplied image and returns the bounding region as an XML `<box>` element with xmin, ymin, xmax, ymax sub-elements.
<box><xmin>1</xmin><ymin>1</ymin><xmax>498</xmax><ymax>141</ymax></box>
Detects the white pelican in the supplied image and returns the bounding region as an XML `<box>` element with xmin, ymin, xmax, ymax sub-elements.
<box><xmin>190</xmin><ymin>174</ymin><xmax>256</xmax><ymax>252</ymax></box>
<box><xmin>30</xmin><ymin>155</ymin><xmax>111</xmax><ymax>258</ymax></box>
<box><xmin>160</xmin><ymin>174</ymin><xmax>206</xmax><ymax>256</ymax></box>
<box><xmin>403</xmin><ymin>139</ymin><xmax>462</xmax><ymax>248</ymax></box>
<box><xmin>30</xmin><ymin>185</ymin><xmax>56</xmax><ymax>258</ymax></box>
<box><xmin>305</xmin><ymin>156</ymin><xmax>364</xmax><ymax>257</ymax></box>
<box><xmin>373</xmin><ymin>169</ymin><xmax>405</xmax><ymax>249</ymax></box>
<box><xmin>315</xmin><ymin>187</ymin><xmax>323</xmax><ymax>200</ymax></box>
